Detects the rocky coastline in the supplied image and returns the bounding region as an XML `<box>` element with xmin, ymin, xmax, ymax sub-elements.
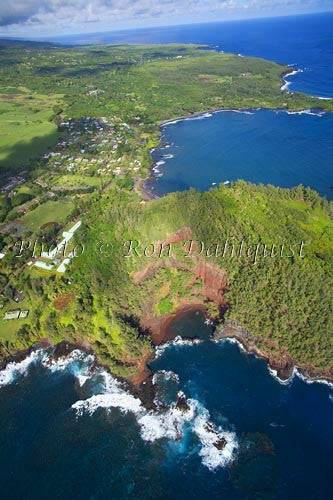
<box><xmin>1</xmin><ymin>308</ymin><xmax>332</xmax><ymax>415</ymax></box>
<box><xmin>213</xmin><ymin>320</ymin><xmax>333</xmax><ymax>385</ymax></box>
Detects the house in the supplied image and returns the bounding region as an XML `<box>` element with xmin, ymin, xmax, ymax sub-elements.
<box><xmin>41</xmin><ymin>220</ymin><xmax>82</xmax><ymax>260</ymax></box>
<box><xmin>3</xmin><ymin>309</ymin><xmax>29</xmax><ymax>320</ymax></box>
<box><xmin>34</xmin><ymin>178</ymin><xmax>48</xmax><ymax>188</ymax></box>
<box><xmin>57</xmin><ymin>258</ymin><xmax>70</xmax><ymax>273</ymax></box>
<box><xmin>4</xmin><ymin>310</ymin><xmax>20</xmax><ymax>320</ymax></box>
<box><xmin>35</xmin><ymin>261</ymin><xmax>55</xmax><ymax>271</ymax></box>
<box><xmin>17</xmin><ymin>198</ymin><xmax>39</xmax><ymax>214</ymax></box>
<box><xmin>13</xmin><ymin>291</ymin><xmax>25</xmax><ymax>303</ymax></box>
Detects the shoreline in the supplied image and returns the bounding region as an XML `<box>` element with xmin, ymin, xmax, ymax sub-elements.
<box><xmin>141</xmin><ymin>302</ymin><xmax>209</xmax><ymax>346</ymax></box>
<box><xmin>1</xmin><ymin>306</ymin><xmax>333</xmax><ymax>398</ymax></box>
<box><xmin>213</xmin><ymin>321</ymin><xmax>333</xmax><ymax>386</ymax></box>
<box><xmin>280</xmin><ymin>67</ymin><xmax>302</xmax><ymax>91</ymax></box>
<box><xmin>139</xmin><ymin>98</ymin><xmax>331</xmax><ymax>201</ymax></box>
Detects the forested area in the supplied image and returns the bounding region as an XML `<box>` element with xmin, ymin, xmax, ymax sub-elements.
<box><xmin>0</xmin><ymin>41</ymin><xmax>332</xmax><ymax>379</ymax></box>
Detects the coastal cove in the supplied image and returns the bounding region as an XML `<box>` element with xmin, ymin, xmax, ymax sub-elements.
<box><xmin>0</xmin><ymin>315</ymin><xmax>332</xmax><ymax>499</ymax></box>
<box><xmin>145</xmin><ymin>108</ymin><xmax>333</xmax><ymax>199</ymax></box>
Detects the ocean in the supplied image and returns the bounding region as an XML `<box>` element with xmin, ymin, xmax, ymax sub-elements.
<box><xmin>0</xmin><ymin>322</ymin><xmax>332</xmax><ymax>499</ymax></box>
<box><xmin>2</xmin><ymin>12</ymin><xmax>333</xmax><ymax>499</ymax></box>
<box><xmin>51</xmin><ymin>12</ymin><xmax>333</xmax><ymax>98</ymax></box>
<box><xmin>146</xmin><ymin>109</ymin><xmax>333</xmax><ymax>199</ymax></box>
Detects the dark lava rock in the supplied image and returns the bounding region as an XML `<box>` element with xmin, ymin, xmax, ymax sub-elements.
<box><xmin>176</xmin><ymin>394</ymin><xmax>190</xmax><ymax>412</ymax></box>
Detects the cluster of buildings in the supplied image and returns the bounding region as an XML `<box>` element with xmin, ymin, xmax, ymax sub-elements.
<box><xmin>4</xmin><ymin>309</ymin><xmax>29</xmax><ymax>321</ymax></box>
<box><xmin>85</xmin><ymin>88</ymin><xmax>105</xmax><ymax>97</ymax></box>
<box><xmin>39</xmin><ymin>116</ymin><xmax>144</xmax><ymax>182</ymax></box>
<box><xmin>34</xmin><ymin>220</ymin><xmax>82</xmax><ymax>273</ymax></box>
<box><xmin>0</xmin><ymin>174</ymin><xmax>26</xmax><ymax>193</ymax></box>
<box><xmin>0</xmin><ymin>112</ymin><xmax>149</xmax><ymax>324</ymax></box>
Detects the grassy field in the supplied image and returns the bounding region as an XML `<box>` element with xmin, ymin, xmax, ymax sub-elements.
<box><xmin>22</xmin><ymin>200</ymin><xmax>75</xmax><ymax>231</ymax></box>
<box><xmin>52</xmin><ymin>174</ymin><xmax>103</xmax><ymax>188</ymax></box>
<box><xmin>0</xmin><ymin>89</ymin><xmax>62</xmax><ymax>173</ymax></box>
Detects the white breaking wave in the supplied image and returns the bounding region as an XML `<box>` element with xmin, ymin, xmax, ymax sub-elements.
<box><xmin>267</xmin><ymin>365</ymin><xmax>333</xmax><ymax>389</ymax></box>
<box><xmin>229</xmin><ymin>109</ymin><xmax>254</xmax><ymax>115</ymax></box>
<box><xmin>0</xmin><ymin>348</ymin><xmax>95</xmax><ymax>388</ymax></box>
<box><xmin>72</xmin><ymin>391</ymin><xmax>143</xmax><ymax>416</ymax></box>
<box><xmin>284</xmin><ymin>109</ymin><xmax>324</xmax><ymax>117</ymax></box>
<box><xmin>214</xmin><ymin>109</ymin><xmax>254</xmax><ymax>116</ymax></box>
<box><xmin>267</xmin><ymin>365</ymin><xmax>295</xmax><ymax>386</ymax></box>
<box><xmin>41</xmin><ymin>349</ymin><xmax>94</xmax><ymax>372</ymax></box>
<box><xmin>213</xmin><ymin>336</ymin><xmax>246</xmax><ymax>353</ymax></box>
<box><xmin>152</xmin><ymin>370</ymin><xmax>180</xmax><ymax>385</ymax></box>
<box><xmin>0</xmin><ymin>349</ymin><xmax>47</xmax><ymax>387</ymax></box>
<box><xmin>281</xmin><ymin>69</ymin><xmax>303</xmax><ymax>91</ymax></box>
<box><xmin>294</xmin><ymin>368</ymin><xmax>333</xmax><ymax>390</ymax></box>
<box><xmin>41</xmin><ymin>349</ymin><xmax>95</xmax><ymax>387</ymax></box>
<box><xmin>154</xmin><ymin>160</ymin><xmax>165</xmax><ymax>168</ymax></box>
<box><xmin>162</xmin><ymin>109</ymin><xmax>257</xmax><ymax>130</ymax></box>
<box><xmin>71</xmin><ymin>367</ymin><xmax>237</xmax><ymax>471</ymax></box>
<box><xmin>138</xmin><ymin>393</ymin><xmax>196</xmax><ymax>442</ymax></box>
<box><xmin>193</xmin><ymin>407</ymin><xmax>238</xmax><ymax>470</ymax></box>
<box><xmin>187</xmin><ymin>112</ymin><xmax>213</xmax><ymax>121</ymax></box>
<box><xmin>216</xmin><ymin>337</ymin><xmax>333</xmax><ymax>390</ymax></box>
<box><xmin>223</xmin><ymin>340</ymin><xmax>296</xmax><ymax>387</ymax></box>
<box><xmin>155</xmin><ymin>336</ymin><xmax>203</xmax><ymax>358</ymax></box>
<box><xmin>0</xmin><ymin>348</ymin><xmax>239</xmax><ymax>471</ymax></box>
<box><xmin>163</xmin><ymin>112</ymin><xmax>213</xmax><ymax>127</ymax></box>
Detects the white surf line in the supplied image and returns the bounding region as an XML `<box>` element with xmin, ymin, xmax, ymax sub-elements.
<box><xmin>0</xmin><ymin>349</ymin><xmax>47</xmax><ymax>387</ymax></box>
<box><xmin>214</xmin><ymin>338</ymin><xmax>333</xmax><ymax>389</ymax></box>
<box><xmin>155</xmin><ymin>335</ymin><xmax>203</xmax><ymax>358</ymax></box>
<box><xmin>71</xmin><ymin>366</ymin><xmax>238</xmax><ymax>471</ymax></box>
<box><xmin>281</xmin><ymin>69</ymin><xmax>303</xmax><ymax>91</ymax></box>
<box><xmin>0</xmin><ymin>348</ymin><xmax>95</xmax><ymax>388</ymax></box>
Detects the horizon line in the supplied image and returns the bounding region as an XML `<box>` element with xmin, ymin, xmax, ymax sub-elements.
<box><xmin>1</xmin><ymin>9</ymin><xmax>333</xmax><ymax>43</ymax></box>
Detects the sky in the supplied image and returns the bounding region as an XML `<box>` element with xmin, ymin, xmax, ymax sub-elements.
<box><xmin>0</xmin><ymin>0</ymin><xmax>332</xmax><ymax>38</ymax></box>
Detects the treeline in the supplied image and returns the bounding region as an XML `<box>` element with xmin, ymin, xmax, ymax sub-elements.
<box><xmin>74</xmin><ymin>182</ymin><xmax>333</xmax><ymax>373</ymax></box>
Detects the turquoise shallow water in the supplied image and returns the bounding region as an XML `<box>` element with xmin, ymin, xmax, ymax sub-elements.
<box><xmin>146</xmin><ymin>109</ymin><xmax>333</xmax><ymax>199</ymax></box>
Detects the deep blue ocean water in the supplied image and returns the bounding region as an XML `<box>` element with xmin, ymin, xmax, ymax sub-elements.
<box><xmin>147</xmin><ymin>109</ymin><xmax>333</xmax><ymax>199</ymax></box>
<box><xmin>52</xmin><ymin>12</ymin><xmax>333</xmax><ymax>198</ymax></box>
<box><xmin>0</xmin><ymin>328</ymin><xmax>332</xmax><ymax>500</ymax></box>
<box><xmin>2</xmin><ymin>13</ymin><xmax>333</xmax><ymax>499</ymax></box>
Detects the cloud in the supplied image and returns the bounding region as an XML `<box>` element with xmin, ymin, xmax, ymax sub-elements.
<box><xmin>0</xmin><ymin>1</ymin><xmax>52</xmax><ymax>26</ymax></box>
<box><xmin>0</xmin><ymin>0</ymin><xmax>331</xmax><ymax>33</ymax></box>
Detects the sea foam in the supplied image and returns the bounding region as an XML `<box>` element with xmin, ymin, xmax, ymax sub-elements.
<box><xmin>0</xmin><ymin>349</ymin><xmax>47</xmax><ymax>387</ymax></box>
<box><xmin>71</xmin><ymin>365</ymin><xmax>237</xmax><ymax>470</ymax></box>
<box><xmin>281</xmin><ymin>69</ymin><xmax>303</xmax><ymax>91</ymax></box>
<box><xmin>193</xmin><ymin>407</ymin><xmax>238</xmax><ymax>470</ymax></box>
<box><xmin>155</xmin><ymin>335</ymin><xmax>203</xmax><ymax>358</ymax></box>
<box><xmin>164</xmin><ymin>112</ymin><xmax>213</xmax><ymax>126</ymax></box>
<box><xmin>0</xmin><ymin>348</ymin><xmax>96</xmax><ymax>388</ymax></box>
<box><xmin>294</xmin><ymin>368</ymin><xmax>333</xmax><ymax>390</ymax></box>
<box><xmin>0</xmin><ymin>347</ymin><xmax>240</xmax><ymax>471</ymax></box>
